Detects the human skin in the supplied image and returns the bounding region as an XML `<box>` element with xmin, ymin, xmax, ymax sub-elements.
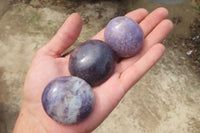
<box><xmin>13</xmin><ymin>7</ymin><xmax>173</xmax><ymax>133</ymax></box>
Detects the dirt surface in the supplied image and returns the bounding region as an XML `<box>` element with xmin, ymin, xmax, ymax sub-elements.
<box><xmin>13</xmin><ymin>0</ymin><xmax>200</xmax><ymax>72</ymax></box>
<box><xmin>167</xmin><ymin>0</ymin><xmax>200</xmax><ymax>72</ymax></box>
<box><xmin>128</xmin><ymin>0</ymin><xmax>200</xmax><ymax>73</ymax></box>
<box><xmin>0</xmin><ymin>0</ymin><xmax>200</xmax><ymax>133</ymax></box>
<box><xmin>11</xmin><ymin>0</ymin><xmax>127</xmax><ymax>15</ymax></box>
<box><xmin>170</xmin><ymin>16</ymin><xmax>200</xmax><ymax>73</ymax></box>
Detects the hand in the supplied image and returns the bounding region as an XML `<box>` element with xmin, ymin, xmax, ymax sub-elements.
<box><xmin>13</xmin><ymin>7</ymin><xmax>173</xmax><ymax>133</ymax></box>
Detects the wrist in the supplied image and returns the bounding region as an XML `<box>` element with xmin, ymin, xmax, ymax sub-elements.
<box><xmin>13</xmin><ymin>104</ymin><xmax>47</xmax><ymax>133</ymax></box>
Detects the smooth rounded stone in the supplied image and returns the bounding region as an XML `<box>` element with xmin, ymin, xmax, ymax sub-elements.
<box><xmin>42</xmin><ymin>76</ymin><xmax>94</xmax><ymax>124</ymax></box>
<box><xmin>104</xmin><ymin>16</ymin><xmax>144</xmax><ymax>57</ymax></box>
<box><xmin>69</xmin><ymin>40</ymin><xmax>115</xmax><ymax>86</ymax></box>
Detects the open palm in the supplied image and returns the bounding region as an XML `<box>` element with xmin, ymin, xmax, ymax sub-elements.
<box><xmin>14</xmin><ymin>7</ymin><xmax>173</xmax><ymax>133</ymax></box>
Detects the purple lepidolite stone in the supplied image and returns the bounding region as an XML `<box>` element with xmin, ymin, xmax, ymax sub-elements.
<box><xmin>69</xmin><ymin>40</ymin><xmax>115</xmax><ymax>86</ymax></box>
<box><xmin>104</xmin><ymin>16</ymin><xmax>144</xmax><ymax>58</ymax></box>
<box><xmin>42</xmin><ymin>76</ymin><xmax>94</xmax><ymax>124</ymax></box>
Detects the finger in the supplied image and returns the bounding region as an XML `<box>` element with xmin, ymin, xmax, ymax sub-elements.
<box><xmin>116</xmin><ymin>19</ymin><xmax>173</xmax><ymax>72</ymax></box>
<box><xmin>140</xmin><ymin>7</ymin><xmax>168</xmax><ymax>37</ymax></box>
<box><xmin>125</xmin><ymin>8</ymin><xmax>148</xmax><ymax>22</ymax></box>
<box><xmin>143</xmin><ymin>19</ymin><xmax>173</xmax><ymax>52</ymax></box>
<box><xmin>92</xmin><ymin>8</ymin><xmax>148</xmax><ymax>41</ymax></box>
<box><xmin>43</xmin><ymin>13</ymin><xmax>82</xmax><ymax>57</ymax></box>
<box><xmin>120</xmin><ymin>43</ymin><xmax>165</xmax><ymax>91</ymax></box>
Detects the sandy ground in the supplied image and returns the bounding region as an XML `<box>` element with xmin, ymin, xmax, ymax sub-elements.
<box><xmin>0</xmin><ymin>0</ymin><xmax>200</xmax><ymax>133</ymax></box>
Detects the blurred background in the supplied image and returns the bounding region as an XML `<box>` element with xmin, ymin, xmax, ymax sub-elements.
<box><xmin>0</xmin><ymin>0</ymin><xmax>199</xmax><ymax>133</ymax></box>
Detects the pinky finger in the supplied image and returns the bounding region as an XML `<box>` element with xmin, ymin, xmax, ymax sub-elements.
<box><xmin>120</xmin><ymin>43</ymin><xmax>165</xmax><ymax>91</ymax></box>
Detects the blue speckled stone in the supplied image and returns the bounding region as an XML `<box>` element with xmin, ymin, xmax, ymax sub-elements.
<box><xmin>42</xmin><ymin>76</ymin><xmax>94</xmax><ymax>124</ymax></box>
<box><xmin>104</xmin><ymin>16</ymin><xmax>144</xmax><ymax>57</ymax></box>
<box><xmin>69</xmin><ymin>40</ymin><xmax>115</xmax><ymax>86</ymax></box>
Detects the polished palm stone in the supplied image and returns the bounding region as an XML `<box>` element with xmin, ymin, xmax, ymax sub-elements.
<box><xmin>69</xmin><ymin>40</ymin><xmax>115</xmax><ymax>86</ymax></box>
<box><xmin>104</xmin><ymin>16</ymin><xmax>144</xmax><ymax>57</ymax></box>
<box><xmin>42</xmin><ymin>76</ymin><xmax>94</xmax><ymax>124</ymax></box>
